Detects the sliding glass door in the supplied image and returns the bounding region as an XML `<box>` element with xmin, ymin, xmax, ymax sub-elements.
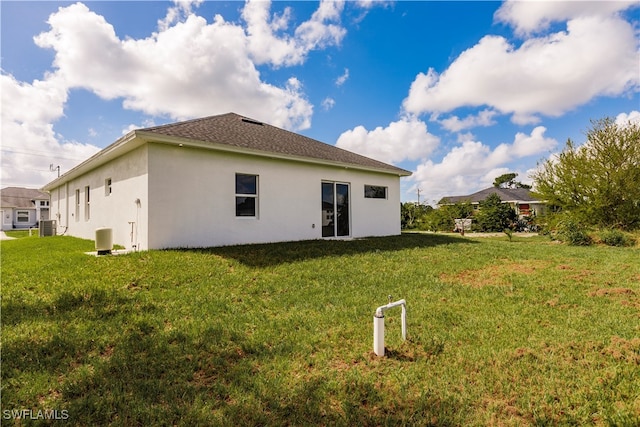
<box><xmin>321</xmin><ymin>182</ymin><xmax>350</xmax><ymax>238</ymax></box>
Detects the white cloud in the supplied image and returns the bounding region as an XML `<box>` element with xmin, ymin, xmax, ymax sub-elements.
<box><xmin>494</xmin><ymin>0</ymin><xmax>637</xmax><ymax>36</ymax></box>
<box><xmin>1</xmin><ymin>72</ymin><xmax>101</xmax><ymax>188</ymax></box>
<box><xmin>241</xmin><ymin>1</ymin><xmax>299</xmax><ymax>67</ymax></box>
<box><xmin>354</xmin><ymin>0</ymin><xmax>393</xmax><ymax>9</ymax></box>
<box><xmin>403</xmin><ymin>11</ymin><xmax>639</xmax><ymax>124</ymax></box>
<box><xmin>409</xmin><ymin>127</ymin><xmax>558</xmax><ymax>204</ymax></box>
<box><xmin>241</xmin><ymin>0</ymin><xmax>347</xmax><ymax>68</ymax></box>
<box><xmin>510</xmin><ymin>126</ymin><xmax>558</xmax><ymax>157</ymax></box>
<box><xmin>159</xmin><ymin>0</ymin><xmax>205</xmax><ymax>31</ymax></box>
<box><xmin>336</xmin><ymin>118</ymin><xmax>439</xmax><ymax>164</ymax></box>
<box><xmin>294</xmin><ymin>1</ymin><xmax>346</xmax><ymax>54</ymax></box>
<box><xmin>438</xmin><ymin>109</ymin><xmax>498</xmax><ymax>132</ymax></box>
<box><xmin>30</xmin><ymin>1</ymin><xmax>346</xmax><ymax>131</ymax></box>
<box><xmin>2</xmin><ymin>0</ymin><xmax>351</xmax><ymax>188</ymax></box>
<box><xmin>321</xmin><ymin>97</ymin><xmax>336</xmax><ymax>111</ymax></box>
<box><xmin>615</xmin><ymin>110</ymin><xmax>640</xmax><ymax>126</ymax></box>
<box><xmin>335</xmin><ymin>68</ymin><xmax>349</xmax><ymax>86</ymax></box>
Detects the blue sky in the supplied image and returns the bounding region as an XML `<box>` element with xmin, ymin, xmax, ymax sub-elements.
<box><xmin>2</xmin><ymin>1</ymin><xmax>639</xmax><ymax>204</ymax></box>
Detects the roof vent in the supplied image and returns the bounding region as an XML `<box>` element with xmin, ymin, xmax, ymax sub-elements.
<box><xmin>241</xmin><ymin>118</ymin><xmax>263</xmax><ymax>126</ymax></box>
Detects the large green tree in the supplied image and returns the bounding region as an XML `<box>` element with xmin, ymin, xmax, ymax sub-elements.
<box><xmin>493</xmin><ymin>172</ymin><xmax>531</xmax><ymax>189</ymax></box>
<box><xmin>473</xmin><ymin>193</ymin><xmax>517</xmax><ymax>232</ymax></box>
<box><xmin>532</xmin><ymin>117</ymin><xmax>640</xmax><ymax>229</ymax></box>
<box><xmin>401</xmin><ymin>203</ymin><xmax>432</xmax><ymax>229</ymax></box>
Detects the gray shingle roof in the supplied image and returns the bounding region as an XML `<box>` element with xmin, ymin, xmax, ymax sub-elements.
<box><xmin>1</xmin><ymin>187</ymin><xmax>49</xmax><ymax>208</ymax></box>
<box><xmin>440</xmin><ymin>187</ymin><xmax>540</xmax><ymax>204</ymax></box>
<box><xmin>139</xmin><ymin>113</ymin><xmax>411</xmax><ymax>176</ymax></box>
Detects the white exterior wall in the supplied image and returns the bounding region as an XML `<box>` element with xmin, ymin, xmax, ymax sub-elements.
<box><xmin>1</xmin><ymin>210</ymin><xmax>11</xmax><ymax>230</ymax></box>
<box><xmin>146</xmin><ymin>143</ymin><xmax>401</xmax><ymax>249</ymax></box>
<box><xmin>49</xmin><ymin>145</ymin><xmax>149</xmax><ymax>250</ymax></box>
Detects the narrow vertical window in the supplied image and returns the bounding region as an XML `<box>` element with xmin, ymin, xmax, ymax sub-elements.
<box><xmin>85</xmin><ymin>186</ymin><xmax>90</xmax><ymax>221</ymax></box>
<box><xmin>235</xmin><ymin>173</ymin><xmax>258</xmax><ymax>217</ymax></box>
<box><xmin>75</xmin><ymin>189</ymin><xmax>80</xmax><ymax>222</ymax></box>
<box><xmin>105</xmin><ymin>178</ymin><xmax>112</xmax><ymax>196</ymax></box>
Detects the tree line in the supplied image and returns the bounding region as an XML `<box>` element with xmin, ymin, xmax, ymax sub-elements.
<box><xmin>403</xmin><ymin>117</ymin><xmax>640</xmax><ymax>240</ymax></box>
<box><xmin>401</xmin><ymin>194</ymin><xmax>527</xmax><ymax>233</ymax></box>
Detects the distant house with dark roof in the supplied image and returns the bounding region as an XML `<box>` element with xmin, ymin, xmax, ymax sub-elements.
<box><xmin>42</xmin><ymin>113</ymin><xmax>411</xmax><ymax>249</ymax></box>
<box><xmin>439</xmin><ymin>187</ymin><xmax>546</xmax><ymax>218</ymax></box>
<box><xmin>0</xmin><ymin>187</ymin><xmax>50</xmax><ymax>230</ymax></box>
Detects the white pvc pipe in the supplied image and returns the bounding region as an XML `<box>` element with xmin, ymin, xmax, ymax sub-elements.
<box><xmin>373</xmin><ymin>316</ymin><xmax>385</xmax><ymax>356</ymax></box>
<box><xmin>373</xmin><ymin>299</ymin><xmax>406</xmax><ymax>357</ymax></box>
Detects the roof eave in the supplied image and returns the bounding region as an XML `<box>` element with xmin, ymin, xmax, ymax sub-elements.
<box><xmin>42</xmin><ymin>131</ymin><xmax>141</xmax><ymax>191</ymax></box>
<box><xmin>42</xmin><ymin>127</ymin><xmax>411</xmax><ymax>194</ymax></box>
<box><xmin>136</xmin><ymin>131</ymin><xmax>412</xmax><ymax>177</ymax></box>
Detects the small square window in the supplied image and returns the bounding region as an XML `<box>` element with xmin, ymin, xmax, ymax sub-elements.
<box><xmin>16</xmin><ymin>211</ymin><xmax>29</xmax><ymax>223</ymax></box>
<box><xmin>236</xmin><ymin>174</ymin><xmax>257</xmax><ymax>195</ymax></box>
<box><xmin>235</xmin><ymin>197</ymin><xmax>257</xmax><ymax>217</ymax></box>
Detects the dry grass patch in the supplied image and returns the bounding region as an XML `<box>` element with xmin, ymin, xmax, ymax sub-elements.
<box><xmin>440</xmin><ymin>259</ymin><xmax>551</xmax><ymax>287</ymax></box>
<box><xmin>603</xmin><ymin>336</ymin><xmax>640</xmax><ymax>364</ymax></box>
<box><xmin>589</xmin><ymin>287</ymin><xmax>636</xmax><ymax>297</ymax></box>
<box><xmin>589</xmin><ymin>286</ymin><xmax>640</xmax><ymax>313</ymax></box>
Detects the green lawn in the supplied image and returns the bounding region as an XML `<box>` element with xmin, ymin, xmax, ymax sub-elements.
<box><xmin>2</xmin><ymin>234</ymin><xmax>639</xmax><ymax>426</ymax></box>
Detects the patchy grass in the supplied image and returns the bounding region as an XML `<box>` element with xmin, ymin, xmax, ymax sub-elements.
<box><xmin>2</xmin><ymin>234</ymin><xmax>639</xmax><ymax>426</ymax></box>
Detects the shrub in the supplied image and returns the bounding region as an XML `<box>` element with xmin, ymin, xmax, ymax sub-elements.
<box><xmin>599</xmin><ymin>229</ymin><xmax>633</xmax><ymax>247</ymax></box>
<box><xmin>556</xmin><ymin>220</ymin><xmax>592</xmax><ymax>246</ymax></box>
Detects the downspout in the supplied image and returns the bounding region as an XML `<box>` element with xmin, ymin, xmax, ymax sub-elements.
<box><xmin>64</xmin><ymin>182</ymin><xmax>69</xmax><ymax>234</ymax></box>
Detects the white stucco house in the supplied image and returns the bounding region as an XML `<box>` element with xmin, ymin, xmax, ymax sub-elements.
<box><xmin>42</xmin><ymin>113</ymin><xmax>411</xmax><ymax>250</ymax></box>
<box><xmin>0</xmin><ymin>187</ymin><xmax>50</xmax><ymax>230</ymax></box>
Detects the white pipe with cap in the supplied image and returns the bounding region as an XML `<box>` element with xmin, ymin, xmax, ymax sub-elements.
<box><xmin>373</xmin><ymin>298</ymin><xmax>406</xmax><ymax>356</ymax></box>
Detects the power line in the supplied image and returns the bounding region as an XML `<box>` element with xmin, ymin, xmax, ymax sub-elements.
<box><xmin>0</xmin><ymin>148</ymin><xmax>88</xmax><ymax>162</ymax></box>
<box><xmin>1</xmin><ymin>164</ymin><xmax>57</xmax><ymax>173</ymax></box>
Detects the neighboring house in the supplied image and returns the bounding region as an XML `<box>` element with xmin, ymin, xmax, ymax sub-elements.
<box><xmin>0</xmin><ymin>187</ymin><xmax>50</xmax><ymax>230</ymax></box>
<box><xmin>439</xmin><ymin>187</ymin><xmax>547</xmax><ymax>218</ymax></box>
<box><xmin>42</xmin><ymin>113</ymin><xmax>411</xmax><ymax>250</ymax></box>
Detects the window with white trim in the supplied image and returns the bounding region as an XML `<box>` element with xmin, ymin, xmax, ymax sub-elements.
<box><xmin>75</xmin><ymin>189</ymin><xmax>80</xmax><ymax>221</ymax></box>
<box><xmin>235</xmin><ymin>174</ymin><xmax>258</xmax><ymax>217</ymax></box>
<box><xmin>84</xmin><ymin>186</ymin><xmax>90</xmax><ymax>221</ymax></box>
<box><xmin>16</xmin><ymin>210</ymin><xmax>29</xmax><ymax>223</ymax></box>
<box><xmin>364</xmin><ymin>185</ymin><xmax>387</xmax><ymax>199</ymax></box>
